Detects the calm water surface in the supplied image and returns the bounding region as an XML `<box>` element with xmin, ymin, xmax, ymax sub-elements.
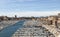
<box><xmin>0</xmin><ymin>20</ymin><xmax>25</xmax><ymax>37</ymax></box>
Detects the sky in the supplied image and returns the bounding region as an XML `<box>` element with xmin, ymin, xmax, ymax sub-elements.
<box><xmin>0</xmin><ymin>0</ymin><xmax>60</xmax><ymax>17</ymax></box>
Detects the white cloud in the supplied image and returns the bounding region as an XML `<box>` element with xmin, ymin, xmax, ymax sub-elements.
<box><xmin>0</xmin><ymin>11</ymin><xmax>60</xmax><ymax>17</ymax></box>
<box><xmin>17</xmin><ymin>11</ymin><xmax>59</xmax><ymax>17</ymax></box>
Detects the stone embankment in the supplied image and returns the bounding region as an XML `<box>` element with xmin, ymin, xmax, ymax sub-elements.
<box><xmin>40</xmin><ymin>20</ymin><xmax>60</xmax><ymax>37</ymax></box>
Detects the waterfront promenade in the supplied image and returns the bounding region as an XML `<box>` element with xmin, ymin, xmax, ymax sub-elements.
<box><xmin>0</xmin><ymin>20</ymin><xmax>60</xmax><ymax>37</ymax></box>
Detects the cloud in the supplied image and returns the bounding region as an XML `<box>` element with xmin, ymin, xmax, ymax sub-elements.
<box><xmin>17</xmin><ymin>11</ymin><xmax>59</xmax><ymax>17</ymax></box>
<box><xmin>0</xmin><ymin>11</ymin><xmax>60</xmax><ymax>17</ymax></box>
